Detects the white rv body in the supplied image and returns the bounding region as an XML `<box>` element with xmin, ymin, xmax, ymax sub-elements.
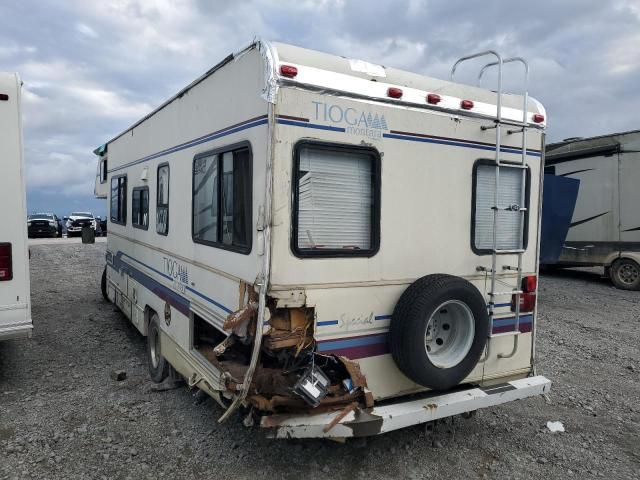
<box><xmin>546</xmin><ymin>131</ymin><xmax>640</xmax><ymax>289</ymax></box>
<box><xmin>96</xmin><ymin>42</ymin><xmax>550</xmax><ymax>438</ymax></box>
<box><xmin>0</xmin><ymin>73</ymin><xmax>32</xmax><ymax>341</ymax></box>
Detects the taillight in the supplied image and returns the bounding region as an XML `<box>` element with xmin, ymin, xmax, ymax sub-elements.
<box><xmin>0</xmin><ymin>243</ymin><xmax>12</xmax><ymax>281</ymax></box>
<box><xmin>512</xmin><ymin>275</ymin><xmax>537</xmax><ymax>313</ymax></box>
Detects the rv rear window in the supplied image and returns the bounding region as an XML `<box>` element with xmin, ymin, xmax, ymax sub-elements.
<box><xmin>132</xmin><ymin>187</ymin><xmax>149</xmax><ymax>230</ymax></box>
<box><xmin>192</xmin><ymin>144</ymin><xmax>252</xmax><ymax>253</ymax></box>
<box><xmin>110</xmin><ymin>176</ymin><xmax>127</xmax><ymax>225</ymax></box>
<box><xmin>292</xmin><ymin>142</ymin><xmax>380</xmax><ymax>258</ymax></box>
<box><xmin>472</xmin><ymin>161</ymin><xmax>530</xmax><ymax>254</ymax></box>
<box><xmin>157</xmin><ymin>164</ymin><xmax>169</xmax><ymax>235</ymax></box>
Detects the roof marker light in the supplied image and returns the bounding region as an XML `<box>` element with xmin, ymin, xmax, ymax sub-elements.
<box><xmin>426</xmin><ymin>93</ymin><xmax>441</xmax><ymax>105</ymax></box>
<box><xmin>387</xmin><ymin>87</ymin><xmax>403</xmax><ymax>99</ymax></box>
<box><xmin>460</xmin><ymin>99</ymin><xmax>474</xmax><ymax>110</ymax></box>
<box><xmin>533</xmin><ymin>113</ymin><xmax>545</xmax><ymax>124</ymax></box>
<box><xmin>280</xmin><ymin>65</ymin><xmax>298</xmax><ymax>78</ymax></box>
<box><xmin>0</xmin><ymin>94</ymin><xmax>8</xmax><ymax>101</ymax></box>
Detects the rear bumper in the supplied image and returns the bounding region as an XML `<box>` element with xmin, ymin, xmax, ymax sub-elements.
<box><xmin>261</xmin><ymin>375</ymin><xmax>551</xmax><ymax>439</ymax></box>
<box><xmin>0</xmin><ymin>322</ymin><xmax>33</xmax><ymax>341</ymax></box>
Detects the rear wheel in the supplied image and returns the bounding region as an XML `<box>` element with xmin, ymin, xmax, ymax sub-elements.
<box><xmin>610</xmin><ymin>258</ymin><xmax>640</xmax><ymax>290</ymax></box>
<box><xmin>147</xmin><ymin>313</ymin><xmax>169</xmax><ymax>383</ymax></box>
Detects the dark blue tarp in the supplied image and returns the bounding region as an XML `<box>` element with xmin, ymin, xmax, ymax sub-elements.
<box><xmin>540</xmin><ymin>174</ymin><xmax>580</xmax><ymax>264</ymax></box>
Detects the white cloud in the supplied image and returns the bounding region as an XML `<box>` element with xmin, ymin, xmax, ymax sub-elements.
<box><xmin>76</xmin><ymin>22</ymin><xmax>99</xmax><ymax>39</ymax></box>
<box><xmin>0</xmin><ymin>0</ymin><xmax>639</xmax><ymax>210</ymax></box>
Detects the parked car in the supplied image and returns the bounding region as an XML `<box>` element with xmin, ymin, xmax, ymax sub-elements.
<box><xmin>27</xmin><ymin>213</ymin><xmax>60</xmax><ymax>238</ymax></box>
<box><xmin>65</xmin><ymin>212</ymin><xmax>97</xmax><ymax>237</ymax></box>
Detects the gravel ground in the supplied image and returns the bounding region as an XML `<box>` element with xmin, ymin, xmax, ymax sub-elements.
<box><xmin>1</xmin><ymin>243</ymin><xmax>639</xmax><ymax>480</ymax></box>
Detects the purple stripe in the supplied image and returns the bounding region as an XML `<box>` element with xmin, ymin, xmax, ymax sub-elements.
<box><xmin>322</xmin><ymin>342</ymin><xmax>389</xmax><ymax>360</ymax></box>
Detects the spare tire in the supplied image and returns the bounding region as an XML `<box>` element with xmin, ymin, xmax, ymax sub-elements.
<box><xmin>390</xmin><ymin>274</ymin><xmax>489</xmax><ymax>390</ymax></box>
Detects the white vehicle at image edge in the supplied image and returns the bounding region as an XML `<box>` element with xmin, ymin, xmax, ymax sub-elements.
<box><xmin>65</xmin><ymin>212</ymin><xmax>97</xmax><ymax>237</ymax></box>
<box><xmin>0</xmin><ymin>72</ymin><xmax>32</xmax><ymax>341</ymax></box>
<box><xmin>95</xmin><ymin>41</ymin><xmax>551</xmax><ymax>439</ymax></box>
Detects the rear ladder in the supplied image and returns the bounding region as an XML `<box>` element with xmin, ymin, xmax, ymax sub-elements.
<box><xmin>451</xmin><ymin>52</ymin><xmax>532</xmax><ymax>359</ymax></box>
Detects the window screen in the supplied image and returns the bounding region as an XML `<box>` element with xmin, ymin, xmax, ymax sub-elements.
<box><xmin>192</xmin><ymin>146</ymin><xmax>252</xmax><ymax>252</ymax></box>
<box><xmin>110</xmin><ymin>176</ymin><xmax>127</xmax><ymax>224</ymax></box>
<box><xmin>473</xmin><ymin>163</ymin><xmax>529</xmax><ymax>252</ymax></box>
<box><xmin>132</xmin><ymin>187</ymin><xmax>149</xmax><ymax>229</ymax></box>
<box><xmin>157</xmin><ymin>165</ymin><xmax>169</xmax><ymax>235</ymax></box>
<box><xmin>293</xmin><ymin>143</ymin><xmax>379</xmax><ymax>257</ymax></box>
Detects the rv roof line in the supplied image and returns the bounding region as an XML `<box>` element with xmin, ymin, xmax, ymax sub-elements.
<box><xmin>548</xmin><ymin>128</ymin><xmax>640</xmax><ymax>147</ymax></box>
<box><xmin>102</xmin><ymin>41</ymin><xmax>265</xmax><ymax>148</ymax></box>
<box><xmin>97</xmin><ymin>40</ymin><xmax>545</xmax><ymax>152</ymax></box>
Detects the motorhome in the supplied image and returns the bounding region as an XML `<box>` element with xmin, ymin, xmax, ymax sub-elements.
<box><xmin>94</xmin><ymin>41</ymin><xmax>550</xmax><ymax>439</ymax></box>
<box><xmin>544</xmin><ymin>131</ymin><xmax>640</xmax><ymax>290</ymax></box>
<box><xmin>0</xmin><ymin>72</ymin><xmax>32</xmax><ymax>341</ymax></box>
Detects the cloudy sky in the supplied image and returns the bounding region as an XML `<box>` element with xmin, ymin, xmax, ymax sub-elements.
<box><xmin>1</xmin><ymin>0</ymin><xmax>639</xmax><ymax>216</ymax></box>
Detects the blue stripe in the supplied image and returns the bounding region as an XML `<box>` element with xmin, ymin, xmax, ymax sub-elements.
<box><xmin>383</xmin><ymin>132</ymin><xmax>542</xmax><ymax>157</ymax></box>
<box><xmin>276</xmin><ymin>119</ymin><xmax>345</xmax><ymax>132</ymax></box>
<box><xmin>111</xmin><ymin>251</ymin><xmax>232</xmax><ymax>315</ymax></box>
<box><xmin>317</xmin><ymin>320</ymin><xmax>339</xmax><ymax>326</ymax></box>
<box><xmin>493</xmin><ymin>314</ymin><xmax>533</xmax><ymax>327</ymax></box>
<box><xmin>491</xmin><ymin>302</ymin><xmax>512</xmax><ymax>309</ymax></box>
<box><xmin>108</xmin><ymin>117</ymin><xmax>268</xmax><ymax>173</ymax></box>
<box><xmin>120</xmin><ymin>252</ymin><xmax>172</xmax><ymax>282</ymax></box>
<box><xmin>375</xmin><ymin>314</ymin><xmax>392</xmax><ymax>321</ymax></box>
<box><xmin>186</xmin><ymin>286</ymin><xmax>232</xmax><ymax>314</ymax></box>
<box><xmin>317</xmin><ymin>334</ymin><xmax>387</xmax><ymax>351</ymax></box>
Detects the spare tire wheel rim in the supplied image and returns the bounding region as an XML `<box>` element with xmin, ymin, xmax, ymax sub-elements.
<box><xmin>150</xmin><ymin>327</ymin><xmax>161</xmax><ymax>369</ymax></box>
<box><xmin>424</xmin><ymin>300</ymin><xmax>475</xmax><ymax>369</ymax></box>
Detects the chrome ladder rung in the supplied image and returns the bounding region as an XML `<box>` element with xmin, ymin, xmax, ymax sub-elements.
<box><xmin>481</xmin><ymin>118</ymin><xmax>531</xmax><ymax>129</ymax></box>
<box><xmin>489</xmin><ymin>290</ymin><xmax>523</xmax><ymax>296</ymax></box>
<box><xmin>495</xmin><ymin>163</ymin><xmax>529</xmax><ymax>169</ymax></box>
<box><xmin>492</xmin><ymin>205</ymin><xmax>528</xmax><ymax>212</ymax></box>
<box><xmin>490</xmin><ymin>331</ymin><xmax>521</xmax><ymax>338</ymax></box>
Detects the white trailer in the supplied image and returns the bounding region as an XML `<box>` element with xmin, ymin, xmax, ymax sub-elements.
<box><xmin>0</xmin><ymin>73</ymin><xmax>32</xmax><ymax>341</ymax></box>
<box><xmin>94</xmin><ymin>41</ymin><xmax>550</xmax><ymax>439</ymax></box>
<box><xmin>545</xmin><ymin>131</ymin><xmax>640</xmax><ymax>290</ymax></box>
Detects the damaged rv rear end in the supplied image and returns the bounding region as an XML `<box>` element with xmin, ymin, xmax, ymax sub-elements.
<box><xmin>97</xmin><ymin>40</ymin><xmax>550</xmax><ymax>439</ymax></box>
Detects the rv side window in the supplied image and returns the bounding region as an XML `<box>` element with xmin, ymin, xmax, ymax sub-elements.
<box><xmin>192</xmin><ymin>145</ymin><xmax>252</xmax><ymax>253</ymax></box>
<box><xmin>472</xmin><ymin>162</ymin><xmax>530</xmax><ymax>254</ymax></box>
<box><xmin>292</xmin><ymin>142</ymin><xmax>380</xmax><ymax>258</ymax></box>
<box><xmin>157</xmin><ymin>164</ymin><xmax>169</xmax><ymax>235</ymax></box>
<box><xmin>110</xmin><ymin>176</ymin><xmax>127</xmax><ymax>225</ymax></box>
<box><xmin>132</xmin><ymin>187</ymin><xmax>149</xmax><ymax>230</ymax></box>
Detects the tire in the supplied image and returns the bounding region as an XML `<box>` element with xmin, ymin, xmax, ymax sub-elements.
<box><xmin>610</xmin><ymin>258</ymin><xmax>640</xmax><ymax>291</ymax></box>
<box><xmin>101</xmin><ymin>267</ymin><xmax>109</xmax><ymax>302</ymax></box>
<box><xmin>389</xmin><ymin>274</ymin><xmax>489</xmax><ymax>390</ymax></box>
<box><xmin>147</xmin><ymin>313</ymin><xmax>169</xmax><ymax>383</ymax></box>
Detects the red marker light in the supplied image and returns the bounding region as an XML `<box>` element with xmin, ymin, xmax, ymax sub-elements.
<box><xmin>426</xmin><ymin>93</ymin><xmax>441</xmax><ymax>105</ymax></box>
<box><xmin>532</xmin><ymin>113</ymin><xmax>545</xmax><ymax>123</ymax></box>
<box><xmin>387</xmin><ymin>87</ymin><xmax>403</xmax><ymax>99</ymax></box>
<box><xmin>460</xmin><ymin>99</ymin><xmax>474</xmax><ymax>110</ymax></box>
<box><xmin>280</xmin><ymin>65</ymin><xmax>298</xmax><ymax>78</ymax></box>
